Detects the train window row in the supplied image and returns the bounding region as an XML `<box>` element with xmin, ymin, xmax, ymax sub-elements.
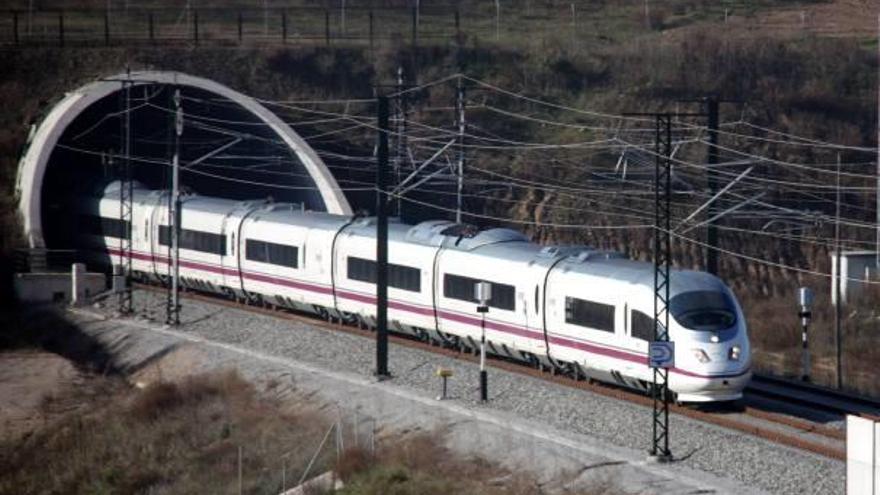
<box><xmin>443</xmin><ymin>274</ymin><xmax>516</xmax><ymax>311</ymax></box>
<box><xmin>246</xmin><ymin>239</ymin><xmax>298</xmax><ymax>268</ymax></box>
<box><xmin>158</xmin><ymin>226</ymin><xmax>227</xmax><ymax>256</ymax></box>
<box><xmin>82</xmin><ymin>215</ymin><xmax>130</xmax><ymax>239</ymax></box>
<box><xmin>347</xmin><ymin>257</ymin><xmax>421</xmax><ymax>292</ymax></box>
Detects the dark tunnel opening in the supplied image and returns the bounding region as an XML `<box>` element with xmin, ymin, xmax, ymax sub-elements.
<box><xmin>41</xmin><ymin>83</ymin><xmax>327</xmax><ymax>250</ymax></box>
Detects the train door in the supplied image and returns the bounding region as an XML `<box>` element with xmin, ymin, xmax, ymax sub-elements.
<box><xmin>148</xmin><ymin>194</ymin><xmax>167</xmax><ymax>279</ymax></box>
<box><xmin>527</xmin><ymin>263</ymin><xmax>548</xmax><ymax>357</ymax></box>
<box><xmin>431</xmin><ymin>244</ymin><xmax>451</xmax><ymax>337</ymax></box>
<box><xmin>621</xmin><ymin>301</ymin><xmax>653</xmax><ymax>384</ymax></box>
<box><xmin>219</xmin><ymin>208</ymin><xmax>239</xmax><ymax>289</ymax></box>
<box><xmin>539</xmin><ymin>262</ymin><xmax>567</xmax><ymax>364</ymax></box>
<box><xmin>518</xmin><ymin>289</ymin><xmax>529</xmax><ymax>338</ymax></box>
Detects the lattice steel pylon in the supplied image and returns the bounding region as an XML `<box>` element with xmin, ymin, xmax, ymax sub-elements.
<box><xmin>117</xmin><ymin>75</ymin><xmax>134</xmax><ymax>315</ymax></box>
<box><xmin>651</xmin><ymin>113</ymin><xmax>673</xmax><ymax>460</ymax></box>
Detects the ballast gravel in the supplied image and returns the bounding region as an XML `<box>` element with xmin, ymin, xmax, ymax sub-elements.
<box><xmin>108</xmin><ymin>289</ymin><xmax>841</xmax><ymax>495</ymax></box>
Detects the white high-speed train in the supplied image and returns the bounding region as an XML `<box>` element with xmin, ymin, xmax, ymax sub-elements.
<box><xmin>80</xmin><ymin>182</ymin><xmax>751</xmax><ymax>402</ymax></box>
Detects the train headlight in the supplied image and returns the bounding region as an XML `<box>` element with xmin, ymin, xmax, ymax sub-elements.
<box><xmin>691</xmin><ymin>348</ymin><xmax>711</xmax><ymax>364</ymax></box>
<box><xmin>729</xmin><ymin>345</ymin><xmax>741</xmax><ymax>361</ymax></box>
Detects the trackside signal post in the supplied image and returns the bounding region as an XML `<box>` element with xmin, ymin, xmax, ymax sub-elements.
<box><xmin>798</xmin><ymin>287</ymin><xmax>814</xmax><ymax>382</ymax></box>
<box><xmin>475</xmin><ymin>281</ymin><xmax>491</xmax><ymax>402</ymax></box>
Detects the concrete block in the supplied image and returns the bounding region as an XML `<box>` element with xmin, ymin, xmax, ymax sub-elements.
<box><xmin>71</xmin><ymin>263</ymin><xmax>86</xmax><ymax>306</ymax></box>
<box><xmin>280</xmin><ymin>471</ymin><xmax>342</xmax><ymax>495</ymax></box>
<box><xmin>14</xmin><ymin>271</ymin><xmax>105</xmax><ymax>305</ymax></box>
<box><xmin>847</xmin><ymin>415</ymin><xmax>876</xmax><ymax>495</ymax></box>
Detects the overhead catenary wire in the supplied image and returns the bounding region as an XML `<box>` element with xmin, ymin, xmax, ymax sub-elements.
<box><xmin>56</xmin><ymin>143</ymin><xmax>374</xmax><ymax>193</ymax></box>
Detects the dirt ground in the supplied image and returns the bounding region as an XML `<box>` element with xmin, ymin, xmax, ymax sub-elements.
<box><xmin>758</xmin><ymin>0</ymin><xmax>877</xmax><ymax>38</ymax></box>
<box><xmin>662</xmin><ymin>0</ymin><xmax>877</xmax><ymax>43</ymax></box>
<box><xmin>0</xmin><ymin>351</ymin><xmax>86</xmax><ymax>441</ymax></box>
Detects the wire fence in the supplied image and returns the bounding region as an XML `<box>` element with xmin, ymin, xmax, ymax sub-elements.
<box><xmin>243</xmin><ymin>411</ymin><xmax>377</xmax><ymax>493</ymax></box>
<box><xmin>0</xmin><ymin>1</ymin><xmax>866</xmax><ymax>49</ymax></box>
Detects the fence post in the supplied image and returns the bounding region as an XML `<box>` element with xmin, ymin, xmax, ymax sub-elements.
<box><xmin>13</xmin><ymin>11</ymin><xmax>19</xmax><ymax>45</ymax></box>
<box><xmin>237</xmin><ymin>445</ymin><xmax>242</xmax><ymax>495</ymax></box>
<box><xmin>340</xmin><ymin>0</ymin><xmax>346</xmax><ymax>36</ymax></box>
<box><xmin>193</xmin><ymin>9</ymin><xmax>199</xmax><ymax>45</ymax></box>
<box><xmin>104</xmin><ymin>11</ymin><xmax>110</xmax><ymax>46</ymax></box>
<box><xmin>411</xmin><ymin>6</ymin><xmax>418</xmax><ymax>46</ymax></box>
<box><xmin>282</xmin><ymin>10</ymin><xmax>287</xmax><ymax>43</ymax></box>
<box><xmin>369</xmin><ymin>10</ymin><xmax>374</xmax><ymax>51</ymax></box>
<box><xmin>324</xmin><ymin>9</ymin><xmax>330</xmax><ymax>45</ymax></box>
<box><xmin>494</xmin><ymin>0</ymin><xmax>500</xmax><ymax>41</ymax></box>
<box><xmin>58</xmin><ymin>11</ymin><xmax>64</xmax><ymax>47</ymax></box>
<box><xmin>148</xmin><ymin>12</ymin><xmax>154</xmax><ymax>43</ymax></box>
<box><xmin>237</xmin><ymin>11</ymin><xmax>243</xmax><ymax>43</ymax></box>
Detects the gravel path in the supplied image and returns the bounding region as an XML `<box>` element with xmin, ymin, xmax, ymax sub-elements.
<box><xmin>98</xmin><ymin>289</ymin><xmax>842</xmax><ymax>494</ymax></box>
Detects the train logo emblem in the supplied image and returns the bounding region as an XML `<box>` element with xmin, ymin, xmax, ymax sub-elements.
<box><xmin>649</xmin><ymin>341</ymin><xmax>675</xmax><ymax>369</ymax></box>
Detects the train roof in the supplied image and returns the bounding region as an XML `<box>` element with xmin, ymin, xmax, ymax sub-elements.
<box><xmin>247</xmin><ymin>204</ymin><xmax>349</xmax><ymax>231</ymax></box>
<box><xmin>558</xmin><ymin>255</ymin><xmax>730</xmax><ymax>296</ymax></box>
<box><xmin>97</xmin><ymin>184</ymin><xmax>732</xmax><ymax>296</ymax></box>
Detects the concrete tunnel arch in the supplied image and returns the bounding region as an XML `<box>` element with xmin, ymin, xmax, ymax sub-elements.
<box><xmin>15</xmin><ymin>70</ymin><xmax>353</xmax><ymax>248</ymax></box>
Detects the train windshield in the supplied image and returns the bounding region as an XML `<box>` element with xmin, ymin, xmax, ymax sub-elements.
<box><xmin>669</xmin><ymin>291</ymin><xmax>737</xmax><ymax>331</ymax></box>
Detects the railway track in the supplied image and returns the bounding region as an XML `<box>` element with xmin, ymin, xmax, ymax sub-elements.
<box><xmin>133</xmin><ymin>283</ymin><xmax>852</xmax><ymax>461</ymax></box>
<box><xmin>747</xmin><ymin>374</ymin><xmax>880</xmax><ymax>419</ymax></box>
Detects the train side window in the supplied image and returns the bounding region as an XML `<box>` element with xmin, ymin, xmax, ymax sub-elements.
<box><xmin>347</xmin><ymin>257</ymin><xmax>376</xmax><ymax>283</ymax></box>
<box><xmin>246</xmin><ymin>239</ymin><xmax>298</xmax><ymax>268</ymax></box>
<box><xmin>443</xmin><ymin>273</ymin><xmax>515</xmax><ymax>311</ymax></box>
<box><xmin>389</xmin><ymin>263</ymin><xmax>420</xmax><ymax>292</ymax></box>
<box><xmin>159</xmin><ymin>226</ymin><xmax>227</xmax><ymax>256</ymax></box>
<box><xmin>565</xmin><ymin>297</ymin><xmax>614</xmax><ymax>333</ymax></box>
<box><xmin>630</xmin><ymin>309</ymin><xmax>655</xmax><ymax>342</ymax></box>
<box><xmin>347</xmin><ymin>257</ymin><xmax>420</xmax><ymax>292</ymax></box>
<box><xmin>246</xmin><ymin>239</ymin><xmax>267</xmax><ymax>262</ymax></box>
<box><xmin>82</xmin><ymin>215</ymin><xmax>130</xmax><ymax>239</ymax></box>
<box><xmin>266</xmin><ymin>242</ymin><xmax>297</xmax><ymax>268</ymax></box>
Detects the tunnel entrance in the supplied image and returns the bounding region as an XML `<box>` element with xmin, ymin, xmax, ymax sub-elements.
<box><xmin>17</xmin><ymin>71</ymin><xmax>351</xmax><ymax>250</ymax></box>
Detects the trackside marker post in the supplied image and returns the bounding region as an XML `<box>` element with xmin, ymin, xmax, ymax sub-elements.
<box><xmin>436</xmin><ymin>367</ymin><xmax>453</xmax><ymax>400</ymax></box>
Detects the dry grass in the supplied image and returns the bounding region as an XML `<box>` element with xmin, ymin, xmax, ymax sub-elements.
<box><xmin>0</xmin><ymin>370</ymin><xmax>336</xmax><ymax>495</ymax></box>
<box><xmin>0</xmin><ymin>364</ymin><xmax>629</xmax><ymax>495</ymax></box>
<box><xmin>333</xmin><ymin>431</ymin><xmax>630</xmax><ymax>495</ymax></box>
